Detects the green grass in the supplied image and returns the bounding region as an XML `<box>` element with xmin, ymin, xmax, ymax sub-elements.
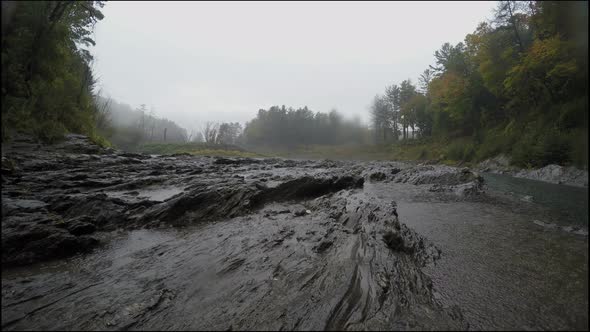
<box><xmin>249</xmin><ymin>139</ymin><xmax>450</xmax><ymax>163</ymax></box>
<box><xmin>134</xmin><ymin>131</ymin><xmax>588</xmax><ymax>170</ymax></box>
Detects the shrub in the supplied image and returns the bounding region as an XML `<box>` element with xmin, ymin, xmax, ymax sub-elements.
<box><xmin>569</xmin><ymin>129</ymin><xmax>588</xmax><ymax>169</ymax></box>
<box><xmin>475</xmin><ymin>126</ymin><xmax>518</xmax><ymax>161</ymax></box>
<box><xmin>445</xmin><ymin>139</ymin><xmax>476</xmax><ymax>162</ymax></box>
<box><xmin>33</xmin><ymin>120</ymin><xmax>67</xmax><ymax>144</ymax></box>
<box><xmin>511</xmin><ymin>125</ymin><xmax>571</xmax><ymax>168</ymax></box>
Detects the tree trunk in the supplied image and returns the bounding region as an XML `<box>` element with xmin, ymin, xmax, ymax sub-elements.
<box><xmin>507</xmin><ymin>2</ymin><xmax>524</xmax><ymax>52</ymax></box>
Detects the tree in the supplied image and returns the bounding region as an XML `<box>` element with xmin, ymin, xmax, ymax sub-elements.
<box><xmin>370</xmin><ymin>95</ymin><xmax>391</xmax><ymax>143</ymax></box>
<box><xmin>203</xmin><ymin>121</ymin><xmax>219</xmax><ymax>144</ymax></box>
<box><xmin>2</xmin><ymin>1</ymin><xmax>106</xmax><ymax>142</ymax></box>
<box><xmin>418</xmin><ymin>69</ymin><xmax>434</xmax><ymax>94</ymax></box>
<box><xmin>384</xmin><ymin>84</ymin><xmax>401</xmax><ymax>140</ymax></box>
<box><xmin>243</xmin><ymin>105</ymin><xmax>367</xmax><ymax>147</ymax></box>
<box><xmin>368</xmin><ymin>0</ymin><xmax>587</xmax><ymax>168</ymax></box>
<box><xmin>399</xmin><ymin>79</ymin><xmax>417</xmax><ymax>139</ymax></box>
<box><xmin>493</xmin><ymin>1</ymin><xmax>529</xmax><ymax>52</ymax></box>
<box><xmin>407</xmin><ymin>94</ymin><xmax>430</xmax><ymax>137</ymax></box>
<box><xmin>217</xmin><ymin>122</ymin><xmax>242</xmax><ymax>145</ymax></box>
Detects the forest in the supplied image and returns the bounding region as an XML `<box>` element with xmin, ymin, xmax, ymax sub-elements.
<box><xmin>1</xmin><ymin>1</ymin><xmax>107</xmax><ymax>144</ymax></box>
<box><xmin>1</xmin><ymin>1</ymin><xmax>587</xmax><ymax>169</ymax></box>
<box><xmin>242</xmin><ymin>106</ymin><xmax>369</xmax><ymax>147</ymax></box>
<box><xmin>369</xmin><ymin>1</ymin><xmax>588</xmax><ymax>168</ymax></box>
<box><xmin>94</xmin><ymin>96</ymin><xmax>189</xmax><ymax>150</ymax></box>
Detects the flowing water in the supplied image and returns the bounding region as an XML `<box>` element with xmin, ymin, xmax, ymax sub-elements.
<box><xmin>366</xmin><ymin>174</ymin><xmax>588</xmax><ymax>330</ymax></box>
<box><xmin>482</xmin><ymin>173</ymin><xmax>589</xmax><ymax>227</ymax></box>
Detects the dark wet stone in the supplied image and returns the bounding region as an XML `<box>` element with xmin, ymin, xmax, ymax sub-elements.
<box><xmin>382</xmin><ymin>231</ymin><xmax>412</xmax><ymax>253</ymax></box>
<box><xmin>0</xmin><ymin>133</ymin><xmax>474</xmax><ymax>331</ymax></box>
<box><xmin>294</xmin><ymin>208</ymin><xmax>308</xmax><ymax>217</ymax></box>
<box><xmin>67</xmin><ymin>221</ymin><xmax>97</xmax><ymax>236</ymax></box>
<box><xmin>2</xmin><ymin>198</ymin><xmax>48</xmax><ymax>216</ymax></box>
<box><xmin>369</xmin><ymin>172</ymin><xmax>387</xmax><ymax>181</ymax></box>
<box><xmin>314</xmin><ymin>240</ymin><xmax>333</xmax><ymax>253</ymax></box>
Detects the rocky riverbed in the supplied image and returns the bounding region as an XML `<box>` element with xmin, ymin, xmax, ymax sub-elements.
<box><xmin>476</xmin><ymin>154</ymin><xmax>589</xmax><ymax>188</ymax></box>
<box><xmin>1</xmin><ymin>135</ymin><xmax>587</xmax><ymax>330</ymax></box>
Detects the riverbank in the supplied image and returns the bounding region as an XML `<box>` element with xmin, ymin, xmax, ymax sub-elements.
<box><xmin>250</xmin><ymin>143</ymin><xmax>589</xmax><ymax>188</ymax></box>
<box><xmin>2</xmin><ymin>134</ymin><xmax>476</xmax><ymax>330</ymax></box>
<box><xmin>474</xmin><ymin>154</ymin><xmax>588</xmax><ymax>188</ymax></box>
<box><xmin>2</xmin><ymin>134</ymin><xmax>587</xmax><ymax>330</ymax></box>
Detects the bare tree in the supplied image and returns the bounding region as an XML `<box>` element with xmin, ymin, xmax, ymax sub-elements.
<box><xmin>418</xmin><ymin>69</ymin><xmax>434</xmax><ymax>95</ymax></box>
<box><xmin>95</xmin><ymin>95</ymin><xmax>112</xmax><ymax>132</ymax></box>
<box><xmin>186</xmin><ymin>128</ymin><xmax>204</xmax><ymax>143</ymax></box>
<box><xmin>148</xmin><ymin>106</ymin><xmax>156</xmax><ymax>141</ymax></box>
<box><xmin>203</xmin><ymin>122</ymin><xmax>219</xmax><ymax>144</ymax></box>
<box><xmin>493</xmin><ymin>0</ymin><xmax>528</xmax><ymax>52</ymax></box>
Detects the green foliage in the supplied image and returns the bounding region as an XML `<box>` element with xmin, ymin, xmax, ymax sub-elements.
<box><xmin>445</xmin><ymin>140</ymin><xmax>476</xmax><ymax>162</ymax></box>
<box><xmin>557</xmin><ymin>98</ymin><xmax>587</xmax><ymax>130</ymax></box>
<box><xmin>569</xmin><ymin>129</ymin><xmax>589</xmax><ymax>169</ymax></box>
<box><xmin>1</xmin><ymin>1</ymin><xmax>106</xmax><ymax>143</ymax></box>
<box><xmin>371</xmin><ymin>1</ymin><xmax>588</xmax><ymax>169</ymax></box>
<box><xmin>510</xmin><ymin>125</ymin><xmax>571</xmax><ymax>168</ymax></box>
<box><xmin>33</xmin><ymin>120</ymin><xmax>67</xmax><ymax>143</ymax></box>
<box><xmin>244</xmin><ymin>106</ymin><xmax>369</xmax><ymax>147</ymax></box>
<box><xmin>88</xmin><ymin>132</ymin><xmax>112</xmax><ymax>148</ymax></box>
<box><xmin>474</xmin><ymin>126</ymin><xmax>516</xmax><ymax>161</ymax></box>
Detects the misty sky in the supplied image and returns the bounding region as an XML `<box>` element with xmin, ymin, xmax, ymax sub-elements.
<box><xmin>92</xmin><ymin>1</ymin><xmax>496</xmax><ymax>131</ymax></box>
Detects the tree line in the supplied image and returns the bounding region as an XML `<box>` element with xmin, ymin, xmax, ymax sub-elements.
<box><xmin>370</xmin><ymin>1</ymin><xmax>588</xmax><ymax>167</ymax></box>
<box><xmin>94</xmin><ymin>96</ymin><xmax>189</xmax><ymax>150</ymax></box>
<box><xmin>2</xmin><ymin>1</ymin><xmax>586</xmax><ymax>168</ymax></box>
<box><xmin>242</xmin><ymin>105</ymin><xmax>369</xmax><ymax>147</ymax></box>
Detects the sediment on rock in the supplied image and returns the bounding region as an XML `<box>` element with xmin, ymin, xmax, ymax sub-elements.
<box><xmin>1</xmin><ymin>134</ymin><xmax>469</xmax><ymax>330</ymax></box>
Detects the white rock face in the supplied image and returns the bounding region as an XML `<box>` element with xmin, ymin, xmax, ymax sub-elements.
<box><xmin>477</xmin><ymin>155</ymin><xmax>588</xmax><ymax>187</ymax></box>
<box><xmin>514</xmin><ymin>164</ymin><xmax>588</xmax><ymax>187</ymax></box>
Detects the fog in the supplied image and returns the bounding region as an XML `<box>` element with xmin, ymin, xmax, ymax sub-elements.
<box><xmin>92</xmin><ymin>1</ymin><xmax>495</xmax><ymax>132</ymax></box>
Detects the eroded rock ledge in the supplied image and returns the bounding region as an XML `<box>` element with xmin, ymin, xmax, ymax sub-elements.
<box><xmin>1</xmin><ymin>134</ymin><xmax>472</xmax><ymax>330</ymax></box>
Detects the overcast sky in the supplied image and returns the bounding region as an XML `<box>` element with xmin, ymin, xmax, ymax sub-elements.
<box><xmin>92</xmin><ymin>1</ymin><xmax>496</xmax><ymax>131</ymax></box>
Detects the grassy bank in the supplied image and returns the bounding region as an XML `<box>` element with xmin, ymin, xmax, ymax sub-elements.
<box><xmin>249</xmin><ymin>141</ymin><xmax>463</xmax><ymax>166</ymax></box>
<box><xmin>132</xmin><ymin>130</ymin><xmax>588</xmax><ymax>171</ymax></box>
<box><xmin>136</xmin><ymin>142</ymin><xmax>263</xmax><ymax>158</ymax></box>
<box><xmin>251</xmin><ymin>131</ymin><xmax>588</xmax><ymax>170</ymax></box>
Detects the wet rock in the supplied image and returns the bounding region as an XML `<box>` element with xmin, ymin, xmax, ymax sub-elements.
<box><xmin>214</xmin><ymin>157</ymin><xmax>260</xmax><ymax>165</ymax></box>
<box><xmin>313</xmin><ymin>240</ymin><xmax>333</xmax><ymax>253</ymax></box>
<box><xmin>2</xmin><ymin>223</ymin><xmax>99</xmax><ymax>266</ymax></box>
<box><xmin>1</xmin><ymin>157</ymin><xmax>17</xmax><ymax>174</ymax></box>
<box><xmin>293</xmin><ymin>208</ymin><xmax>311</xmax><ymax>217</ymax></box>
<box><xmin>477</xmin><ymin>154</ymin><xmax>512</xmax><ymax>172</ymax></box>
<box><xmin>1</xmin><ymin>133</ymin><xmax>471</xmax><ymax>331</ymax></box>
<box><xmin>67</xmin><ymin>220</ymin><xmax>97</xmax><ymax>236</ymax></box>
<box><xmin>394</xmin><ymin>165</ymin><xmax>479</xmax><ymax>186</ymax></box>
<box><xmin>255</xmin><ymin>175</ymin><xmax>364</xmax><ymax>204</ymax></box>
<box><xmin>294</xmin><ymin>208</ymin><xmax>308</xmax><ymax>217</ymax></box>
<box><xmin>477</xmin><ymin>155</ymin><xmax>588</xmax><ymax>187</ymax></box>
<box><xmin>2</xmin><ymin>198</ymin><xmax>48</xmax><ymax>216</ymax></box>
<box><xmin>369</xmin><ymin>172</ymin><xmax>387</xmax><ymax>181</ymax></box>
<box><xmin>254</xmin><ymin>182</ymin><xmax>268</xmax><ymax>190</ymax></box>
<box><xmin>513</xmin><ymin>164</ymin><xmax>588</xmax><ymax>187</ymax></box>
<box><xmin>382</xmin><ymin>231</ymin><xmax>407</xmax><ymax>252</ymax></box>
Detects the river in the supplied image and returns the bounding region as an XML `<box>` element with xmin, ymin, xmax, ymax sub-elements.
<box><xmin>367</xmin><ymin>174</ymin><xmax>588</xmax><ymax>330</ymax></box>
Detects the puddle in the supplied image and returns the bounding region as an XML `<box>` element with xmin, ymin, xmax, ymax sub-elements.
<box><xmin>106</xmin><ymin>187</ymin><xmax>184</xmax><ymax>202</ymax></box>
